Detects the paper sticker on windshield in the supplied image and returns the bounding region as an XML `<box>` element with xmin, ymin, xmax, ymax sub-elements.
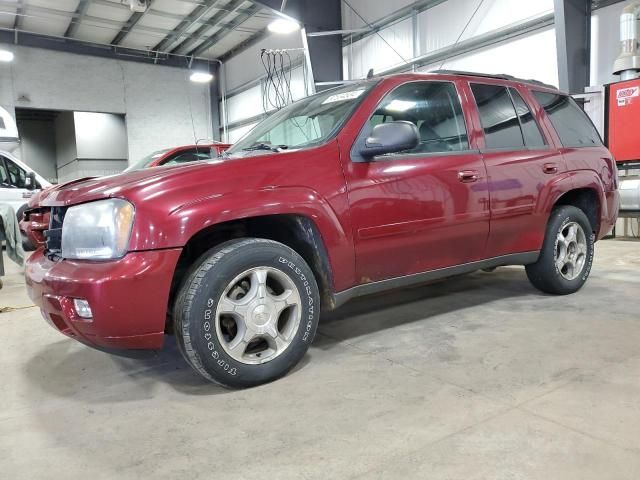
<box><xmin>322</xmin><ymin>89</ymin><xmax>366</xmax><ymax>104</ymax></box>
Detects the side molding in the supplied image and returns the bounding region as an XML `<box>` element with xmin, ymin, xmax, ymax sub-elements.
<box><xmin>332</xmin><ymin>251</ymin><xmax>539</xmax><ymax>308</ymax></box>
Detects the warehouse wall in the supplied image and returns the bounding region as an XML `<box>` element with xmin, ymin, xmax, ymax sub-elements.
<box><xmin>15</xmin><ymin>119</ymin><xmax>57</xmax><ymax>183</ymax></box>
<box><xmin>221</xmin><ymin>30</ymin><xmax>308</xmax><ymax>142</ymax></box>
<box><xmin>54</xmin><ymin>112</ymin><xmax>77</xmax><ymax>171</ymax></box>
<box><xmin>341</xmin><ymin>0</ymin><xmax>640</xmax><ymax>89</ymax></box>
<box><xmin>0</xmin><ymin>45</ymin><xmax>211</xmax><ymax>166</ymax></box>
<box><xmin>342</xmin><ymin>0</ymin><xmax>556</xmax><ymax>84</ymax></box>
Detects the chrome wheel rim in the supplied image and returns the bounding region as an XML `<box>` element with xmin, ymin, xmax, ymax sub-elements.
<box><xmin>215</xmin><ymin>267</ymin><xmax>301</xmax><ymax>365</ymax></box>
<box><xmin>555</xmin><ymin>222</ymin><xmax>588</xmax><ymax>281</ymax></box>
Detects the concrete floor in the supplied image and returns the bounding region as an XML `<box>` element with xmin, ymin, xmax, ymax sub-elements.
<box><xmin>1</xmin><ymin>239</ymin><xmax>639</xmax><ymax>479</ymax></box>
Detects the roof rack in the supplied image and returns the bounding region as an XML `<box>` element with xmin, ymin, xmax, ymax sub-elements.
<box><xmin>430</xmin><ymin>70</ymin><xmax>557</xmax><ymax>90</ymax></box>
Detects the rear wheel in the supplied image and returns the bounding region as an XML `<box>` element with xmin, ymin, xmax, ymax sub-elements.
<box><xmin>174</xmin><ymin>238</ymin><xmax>320</xmax><ymax>388</ymax></box>
<box><xmin>526</xmin><ymin>206</ymin><xmax>594</xmax><ymax>295</ymax></box>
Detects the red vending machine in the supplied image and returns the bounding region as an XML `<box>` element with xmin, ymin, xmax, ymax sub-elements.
<box><xmin>606</xmin><ymin>78</ymin><xmax>640</xmax><ymax>163</ymax></box>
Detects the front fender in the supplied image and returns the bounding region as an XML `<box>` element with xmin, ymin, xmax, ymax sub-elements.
<box><xmin>129</xmin><ymin>186</ymin><xmax>355</xmax><ymax>292</ymax></box>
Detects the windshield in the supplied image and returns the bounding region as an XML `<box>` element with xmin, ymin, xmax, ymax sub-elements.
<box><xmin>124</xmin><ymin>148</ymin><xmax>171</xmax><ymax>172</ymax></box>
<box><xmin>227</xmin><ymin>81</ymin><xmax>377</xmax><ymax>154</ymax></box>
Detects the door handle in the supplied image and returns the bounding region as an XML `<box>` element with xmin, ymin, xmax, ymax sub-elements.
<box><xmin>458</xmin><ymin>170</ymin><xmax>479</xmax><ymax>183</ymax></box>
<box><xmin>543</xmin><ymin>163</ymin><xmax>558</xmax><ymax>174</ymax></box>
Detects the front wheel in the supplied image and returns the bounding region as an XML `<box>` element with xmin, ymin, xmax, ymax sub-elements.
<box><xmin>526</xmin><ymin>206</ymin><xmax>594</xmax><ymax>295</ymax></box>
<box><xmin>174</xmin><ymin>238</ymin><xmax>320</xmax><ymax>388</ymax></box>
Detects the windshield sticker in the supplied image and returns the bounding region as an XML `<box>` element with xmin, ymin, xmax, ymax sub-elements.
<box><xmin>322</xmin><ymin>89</ymin><xmax>366</xmax><ymax>104</ymax></box>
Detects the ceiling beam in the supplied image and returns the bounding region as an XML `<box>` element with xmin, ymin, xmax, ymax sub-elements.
<box><xmin>170</xmin><ymin>0</ymin><xmax>246</xmax><ymax>55</ymax></box>
<box><xmin>13</xmin><ymin>0</ymin><xmax>23</xmax><ymax>29</ymax></box>
<box><xmin>152</xmin><ymin>0</ymin><xmax>223</xmax><ymax>52</ymax></box>
<box><xmin>218</xmin><ymin>26</ymin><xmax>268</xmax><ymax>62</ymax></box>
<box><xmin>187</xmin><ymin>3</ymin><xmax>262</xmax><ymax>57</ymax></box>
<box><xmin>65</xmin><ymin>0</ymin><xmax>93</xmax><ymax>38</ymax></box>
<box><xmin>111</xmin><ymin>0</ymin><xmax>155</xmax><ymax>45</ymax></box>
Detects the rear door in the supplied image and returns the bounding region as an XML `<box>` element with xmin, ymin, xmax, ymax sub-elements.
<box><xmin>468</xmin><ymin>82</ymin><xmax>564</xmax><ymax>257</ymax></box>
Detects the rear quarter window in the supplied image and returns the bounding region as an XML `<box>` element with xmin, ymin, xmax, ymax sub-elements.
<box><xmin>532</xmin><ymin>91</ymin><xmax>602</xmax><ymax>148</ymax></box>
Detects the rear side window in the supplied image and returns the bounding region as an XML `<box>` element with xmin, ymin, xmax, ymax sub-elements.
<box><xmin>509</xmin><ymin>88</ymin><xmax>546</xmax><ymax>147</ymax></box>
<box><xmin>470</xmin><ymin>84</ymin><xmax>524</xmax><ymax>149</ymax></box>
<box><xmin>532</xmin><ymin>91</ymin><xmax>602</xmax><ymax>147</ymax></box>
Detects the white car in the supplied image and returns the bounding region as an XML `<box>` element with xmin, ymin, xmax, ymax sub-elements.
<box><xmin>0</xmin><ymin>150</ymin><xmax>51</xmax><ymax>224</ymax></box>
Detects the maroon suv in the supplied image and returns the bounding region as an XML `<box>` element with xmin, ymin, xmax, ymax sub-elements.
<box><xmin>25</xmin><ymin>71</ymin><xmax>619</xmax><ymax>388</ymax></box>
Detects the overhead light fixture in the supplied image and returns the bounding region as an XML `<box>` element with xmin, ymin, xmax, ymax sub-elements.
<box><xmin>386</xmin><ymin>99</ymin><xmax>416</xmax><ymax>112</ymax></box>
<box><xmin>267</xmin><ymin>18</ymin><xmax>301</xmax><ymax>34</ymax></box>
<box><xmin>0</xmin><ymin>50</ymin><xmax>14</xmax><ymax>62</ymax></box>
<box><xmin>190</xmin><ymin>71</ymin><xmax>213</xmax><ymax>83</ymax></box>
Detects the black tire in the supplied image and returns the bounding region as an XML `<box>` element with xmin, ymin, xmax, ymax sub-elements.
<box><xmin>526</xmin><ymin>205</ymin><xmax>595</xmax><ymax>295</ymax></box>
<box><xmin>174</xmin><ymin>238</ymin><xmax>320</xmax><ymax>388</ymax></box>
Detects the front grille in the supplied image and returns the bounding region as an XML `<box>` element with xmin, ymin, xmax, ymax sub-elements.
<box><xmin>44</xmin><ymin>207</ymin><xmax>67</xmax><ymax>260</ymax></box>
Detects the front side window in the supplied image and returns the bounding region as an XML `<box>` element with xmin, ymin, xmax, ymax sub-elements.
<box><xmin>227</xmin><ymin>81</ymin><xmax>378</xmax><ymax>154</ymax></box>
<box><xmin>368</xmin><ymin>81</ymin><xmax>469</xmax><ymax>154</ymax></box>
<box><xmin>532</xmin><ymin>91</ymin><xmax>602</xmax><ymax>148</ymax></box>
<box><xmin>4</xmin><ymin>158</ymin><xmax>27</xmax><ymax>188</ymax></box>
<box><xmin>471</xmin><ymin>83</ymin><xmax>524</xmax><ymax>150</ymax></box>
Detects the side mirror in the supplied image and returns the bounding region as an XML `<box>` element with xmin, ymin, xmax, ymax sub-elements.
<box><xmin>25</xmin><ymin>171</ymin><xmax>37</xmax><ymax>191</ymax></box>
<box><xmin>360</xmin><ymin>121</ymin><xmax>420</xmax><ymax>160</ymax></box>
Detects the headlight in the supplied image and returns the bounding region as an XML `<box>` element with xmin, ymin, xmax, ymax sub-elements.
<box><xmin>61</xmin><ymin>199</ymin><xmax>135</xmax><ymax>260</ymax></box>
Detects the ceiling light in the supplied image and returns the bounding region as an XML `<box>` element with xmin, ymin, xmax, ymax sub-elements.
<box><xmin>268</xmin><ymin>18</ymin><xmax>301</xmax><ymax>34</ymax></box>
<box><xmin>386</xmin><ymin>99</ymin><xmax>416</xmax><ymax>112</ymax></box>
<box><xmin>190</xmin><ymin>71</ymin><xmax>213</xmax><ymax>83</ymax></box>
<box><xmin>0</xmin><ymin>50</ymin><xmax>14</xmax><ymax>62</ymax></box>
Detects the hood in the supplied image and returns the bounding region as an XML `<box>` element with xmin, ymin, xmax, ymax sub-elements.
<box><xmin>39</xmin><ymin>164</ymin><xmax>204</xmax><ymax>207</ymax></box>
<box><xmin>38</xmin><ymin>157</ymin><xmax>259</xmax><ymax>208</ymax></box>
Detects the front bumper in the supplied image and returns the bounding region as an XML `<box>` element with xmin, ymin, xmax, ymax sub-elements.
<box><xmin>25</xmin><ymin>248</ymin><xmax>182</xmax><ymax>350</ymax></box>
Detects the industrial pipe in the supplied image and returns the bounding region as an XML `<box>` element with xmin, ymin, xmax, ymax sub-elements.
<box><xmin>613</xmin><ymin>1</ymin><xmax>640</xmax><ymax>80</ymax></box>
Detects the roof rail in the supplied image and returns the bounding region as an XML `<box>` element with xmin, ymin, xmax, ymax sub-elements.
<box><xmin>430</xmin><ymin>69</ymin><xmax>557</xmax><ymax>90</ymax></box>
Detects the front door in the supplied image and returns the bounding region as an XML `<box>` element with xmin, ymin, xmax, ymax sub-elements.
<box><xmin>344</xmin><ymin>80</ymin><xmax>490</xmax><ymax>283</ymax></box>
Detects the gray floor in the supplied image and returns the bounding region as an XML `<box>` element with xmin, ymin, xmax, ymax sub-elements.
<box><xmin>1</xmin><ymin>239</ymin><xmax>639</xmax><ymax>479</ymax></box>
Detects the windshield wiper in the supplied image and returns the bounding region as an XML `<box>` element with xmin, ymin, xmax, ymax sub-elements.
<box><xmin>242</xmin><ymin>143</ymin><xmax>289</xmax><ymax>152</ymax></box>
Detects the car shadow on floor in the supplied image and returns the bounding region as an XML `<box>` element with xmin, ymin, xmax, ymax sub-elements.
<box><xmin>22</xmin><ymin>268</ymin><xmax>536</xmax><ymax>399</ymax></box>
<box><xmin>315</xmin><ymin>267</ymin><xmax>542</xmax><ymax>348</ymax></box>
<box><xmin>23</xmin><ymin>331</ymin><xmax>312</xmax><ymax>400</ymax></box>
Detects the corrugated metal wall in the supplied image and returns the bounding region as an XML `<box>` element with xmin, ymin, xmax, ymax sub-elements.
<box><xmin>343</xmin><ymin>0</ymin><xmax>555</xmax><ymax>82</ymax></box>
<box><xmin>223</xmin><ymin>0</ymin><xmax>638</xmax><ymax>142</ymax></box>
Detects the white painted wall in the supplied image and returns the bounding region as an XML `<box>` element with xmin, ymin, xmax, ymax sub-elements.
<box><xmin>74</xmin><ymin>112</ymin><xmax>127</xmax><ymax>160</ymax></box>
<box><xmin>0</xmin><ymin>45</ymin><xmax>212</xmax><ymax>165</ymax></box>
<box><xmin>418</xmin><ymin>27</ymin><xmax>559</xmax><ymax>88</ymax></box>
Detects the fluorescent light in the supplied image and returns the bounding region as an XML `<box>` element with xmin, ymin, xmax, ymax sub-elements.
<box><xmin>267</xmin><ymin>18</ymin><xmax>301</xmax><ymax>34</ymax></box>
<box><xmin>0</xmin><ymin>50</ymin><xmax>14</xmax><ymax>62</ymax></box>
<box><xmin>190</xmin><ymin>71</ymin><xmax>213</xmax><ymax>83</ymax></box>
<box><xmin>386</xmin><ymin>99</ymin><xmax>416</xmax><ymax>112</ymax></box>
